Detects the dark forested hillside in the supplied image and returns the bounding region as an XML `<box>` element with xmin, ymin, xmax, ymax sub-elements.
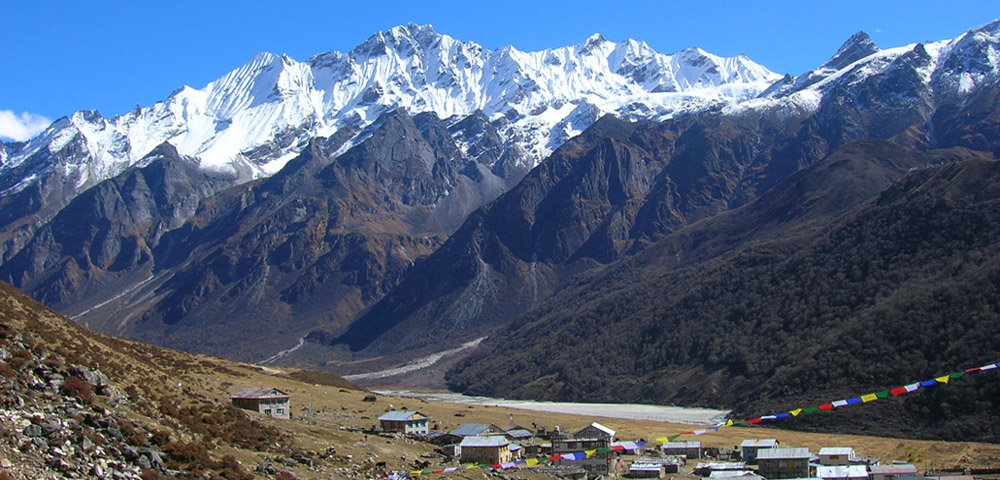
<box><xmin>446</xmin><ymin>151</ymin><xmax>1000</xmax><ymax>442</ymax></box>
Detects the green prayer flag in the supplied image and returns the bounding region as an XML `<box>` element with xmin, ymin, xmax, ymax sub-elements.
<box><xmin>876</xmin><ymin>390</ymin><xmax>889</xmax><ymax>398</ymax></box>
<box><xmin>950</xmin><ymin>372</ymin><xmax>965</xmax><ymax>379</ymax></box>
<box><xmin>597</xmin><ymin>447</ymin><xmax>612</xmax><ymax>453</ymax></box>
<box><xmin>804</xmin><ymin>406</ymin><xmax>820</xmax><ymax>414</ymax></box>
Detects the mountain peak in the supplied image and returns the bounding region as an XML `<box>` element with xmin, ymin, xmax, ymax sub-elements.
<box><xmin>973</xmin><ymin>18</ymin><xmax>1000</xmax><ymax>36</ymax></box>
<box><xmin>579</xmin><ymin>33</ymin><xmax>611</xmax><ymax>54</ymax></box>
<box><xmin>585</xmin><ymin>33</ymin><xmax>607</xmax><ymax>45</ymax></box>
<box><xmin>353</xmin><ymin>23</ymin><xmax>443</xmax><ymax>57</ymax></box>
<box><xmin>822</xmin><ymin>31</ymin><xmax>879</xmax><ymax>71</ymax></box>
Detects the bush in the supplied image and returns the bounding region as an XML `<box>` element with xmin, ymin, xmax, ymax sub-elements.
<box><xmin>61</xmin><ymin>375</ymin><xmax>95</xmax><ymax>404</ymax></box>
<box><xmin>139</xmin><ymin>469</ymin><xmax>168</xmax><ymax>480</ymax></box>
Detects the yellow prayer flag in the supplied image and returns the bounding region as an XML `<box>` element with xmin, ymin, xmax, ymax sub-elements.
<box><xmin>466</xmin><ymin>465</ymin><xmax>478</xmax><ymax>470</ymax></box>
<box><xmin>861</xmin><ymin>393</ymin><xmax>878</xmax><ymax>402</ymax></box>
<box><xmin>789</xmin><ymin>409</ymin><xmax>802</xmax><ymax>417</ymax></box>
<box><xmin>656</xmin><ymin>437</ymin><xmax>670</xmax><ymax>443</ymax></box>
<box><xmin>411</xmin><ymin>471</ymin><xmax>422</xmax><ymax>477</ymax></box>
<box><xmin>726</xmin><ymin>419</ymin><xmax>734</xmax><ymax>426</ymax></box>
<box><xmin>936</xmin><ymin>375</ymin><xmax>950</xmax><ymax>384</ymax></box>
<box><xmin>585</xmin><ymin>449</ymin><xmax>597</xmax><ymax>458</ymax></box>
<box><xmin>526</xmin><ymin>459</ymin><xmax>539</xmax><ymax>466</ymax></box>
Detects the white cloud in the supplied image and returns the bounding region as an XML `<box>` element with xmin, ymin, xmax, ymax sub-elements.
<box><xmin>0</xmin><ymin>110</ymin><xmax>52</xmax><ymax>142</ymax></box>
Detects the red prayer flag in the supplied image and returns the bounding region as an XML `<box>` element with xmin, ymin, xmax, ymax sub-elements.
<box><xmin>890</xmin><ymin>387</ymin><xmax>907</xmax><ymax>396</ymax></box>
<box><xmin>550</xmin><ymin>456</ymin><xmax>562</xmax><ymax>461</ymax></box>
<box><xmin>818</xmin><ymin>403</ymin><xmax>833</xmax><ymax>410</ymax></box>
<box><xmin>966</xmin><ymin>367</ymin><xmax>981</xmax><ymax>373</ymax></box>
<box><xmin>747</xmin><ymin>418</ymin><xmax>762</xmax><ymax>424</ymax></box>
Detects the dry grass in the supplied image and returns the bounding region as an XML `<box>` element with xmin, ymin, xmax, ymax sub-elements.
<box><xmin>2</xmin><ymin>280</ymin><xmax>999</xmax><ymax>478</ymax></box>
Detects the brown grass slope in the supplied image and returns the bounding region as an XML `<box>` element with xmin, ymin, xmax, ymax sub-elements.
<box><xmin>2</xmin><ymin>278</ymin><xmax>1000</xmax><ymax>477</ymax></box>
<box><xmin>0</xmin><ymin>280</ymin><xmax>396</xmax><ymax>479</ymax></box>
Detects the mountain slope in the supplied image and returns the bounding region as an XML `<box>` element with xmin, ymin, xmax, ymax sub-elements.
<box><xmin>320</xmin><ymin>22</ymin><xmax>1000</xmax><ymax>363</ymax></box>
<box><xmin>446</xmin><ymin>149</ymin><xmax>1000</xmax><ymax>442</ymax></box>
<box><xmin>0</xmin><ymin>144</ymin><xmax>237</xmax><ymax>311</ymax></box>
<box><xmin>31</xmin><ymin>109</ymin><xmax>516</xmax><ymax>362</ymax></box>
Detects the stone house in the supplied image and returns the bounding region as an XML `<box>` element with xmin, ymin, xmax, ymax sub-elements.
<box><xmin>460</xmin><ymin>435</ymin><xmax>512</xmax><ymax>464</ymax></box>
<box><xmin>230</xmin><ymin>387</ymin><xmax>290</xmax><ymax>419</ymax></box>
<box><xmin>662</xmin><ymin>440</ymin><xmax>702</xmax><ymax>459</ymax></box>
<box><xmin>819</xmin><ymin>447</ymin><xmax>858</xmax><ymax>466</ymax></box>
<box><xmin>756</xmin><ymin>447</ymin><xmax>811</xmax><ymax>479</ymax></box>
<box><xmin>870</xmin><ymin>464</ymin><xmax>918</xmax><ymax>480</ymax></box>
<box><xmin>740</xmin><ymin>438</ymin><xmax>779</xmax><ymax>464</ymax></box>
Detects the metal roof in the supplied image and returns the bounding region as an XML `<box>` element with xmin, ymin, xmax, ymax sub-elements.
<box><xmin>630</xmin><ymin>464</ymin><xmax>665</xmax><ymax>472</ymax></box>
<box><xmin>230</xmin><ymin>387</ymin><xmax>290</xmax><ymax>399</ymax></box>
<box><xmin>817</xmin><ymin>465</ymin><xmax>869</xmax><ymax>479</ymax></box>
<box><xmin>696</xmin><ymin>462</ymin><xmax>747</xmax><ymax>471</ymax></box>
<box><xmin>740</xmin><ymin>439</ymin><xmax>779</xmax><ymax>448</ymax></box>
<box><xmin>378</xmin><ymin>411</ymin><xmax>428</xmax><ymax>422</ymax></box>
<box><xmin>506</xmin><ymin>429</ymin><xmax>534</xmax><ymax>439</ymax></box>
<box><xmin>818</xmin><ymin>447</ymin><xmax>855</xmax><ymax>456</ymax></box>
<box><xmin>634</xmin><ymin>457</ymin><xmax>684</xmax><ymax>466</ymax></box>
<box><xmin>870</xmin><ymin>464</ymin><xmax>918</xmax><ymax>475</ymax></box>
<box><xmin>709</xmin><ymin>472</ymin><xmax>764</xmax><ymax>480</ymax></box>
<box><xmin>460</xmin><ymin>435</ymin><xmax>509</xmax><ymax>447</ymax></box>
<box><xmin>756</xmin><ymin>447</ymin><xmax>811</xmax><ymax>460</ymax></box>
<box><xmin>575</xmin><ymin>422</ymin><xmax>615</xmax><ymax>438</ymax></box>
<box><xmin>663</xmin><ymin>441</ymin><xmax>702</xmax><ymax>449</ymax></box>
<box><xmin>450</xmin><ymin>423</ymin><xmax>499</xmax><ymax>437</ymax></box>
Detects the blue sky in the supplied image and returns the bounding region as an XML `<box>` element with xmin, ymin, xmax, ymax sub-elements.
<box><xmin>1</xmin><ymin>1</ymin><xmax>998</xmax><ymax>141</ymax></box>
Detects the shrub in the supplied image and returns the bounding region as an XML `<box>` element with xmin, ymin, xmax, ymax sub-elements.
<box><xmin>139</xmin><ymin>469</ymin><xmax>167</xmax><ymax>480</ymax></box>
<box><xmin>61</xmin><ymin>375</ymin><xmax>95</xmax><ymax>404</ymax></box>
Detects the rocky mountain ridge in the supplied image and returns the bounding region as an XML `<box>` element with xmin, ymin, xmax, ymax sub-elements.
<box><xmin>1</xmin><ymin>20</ymin><xmax>1000</xmax><ymax>390</ymax></box>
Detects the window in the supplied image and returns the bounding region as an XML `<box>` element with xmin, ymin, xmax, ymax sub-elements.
<box><xmin>276</xmin><ymin>408</ymin><xmax>284</xmax><ymax>414</ymax></box>
<box><xmin>264</xmin><ymin>409</ymin><xmax>272</xmax><ymax>414</ymax></box>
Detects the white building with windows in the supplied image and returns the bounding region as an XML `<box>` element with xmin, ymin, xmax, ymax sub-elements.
<box><xmin>378</xmin><ymin>411</ymin><xmax>430</xmax><ymax>434</ymax></box>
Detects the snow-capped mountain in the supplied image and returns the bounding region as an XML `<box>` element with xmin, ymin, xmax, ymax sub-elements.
<box><xmin>4</xmin><ymin>19</ymin><xmax>1000</xmax><ymax>375</ymax></box>
<box><xmin>0</xmin><ymin>24</ymin><xmax>780</xmax><ymax>199</ymax></box>
<box><xmin>751</xmin><ymin>20</ymin><xmax>1000</xmax><ymax>114</ymax></box>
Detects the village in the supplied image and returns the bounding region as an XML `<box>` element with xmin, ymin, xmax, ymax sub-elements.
<box><xmin>228</xmin><ymin>386</ymin><xmax>1000</xmax><ymax>480</ymax></box>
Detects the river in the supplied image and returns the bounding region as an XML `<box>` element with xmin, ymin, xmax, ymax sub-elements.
<box><xmin>374</xmin><ymin>390</ymin><xmax>730</xmax><ymax>426</ymax></box>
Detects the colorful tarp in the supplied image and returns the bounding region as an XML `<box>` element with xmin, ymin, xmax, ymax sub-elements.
<box><xmin>654</xmin><ymin>361</ymin><xmax>1000</xmax><ymax>443</ymax></box>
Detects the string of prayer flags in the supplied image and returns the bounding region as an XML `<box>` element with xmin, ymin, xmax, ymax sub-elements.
<box><xmin>654</xmin><ymin>360</ymin><xmax>999</xmax><ymax>443</ymax></box>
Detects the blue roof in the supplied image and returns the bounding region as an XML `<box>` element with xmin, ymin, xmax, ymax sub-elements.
<box><xmin>450</xmin><ymin>423</ymin><xmax>498</xmax><ymax>437</ymax></box>
<box><xmin>378</xmin><ymin>411</ymin><xmax>428</xmax><ymax>422</ymax></box>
